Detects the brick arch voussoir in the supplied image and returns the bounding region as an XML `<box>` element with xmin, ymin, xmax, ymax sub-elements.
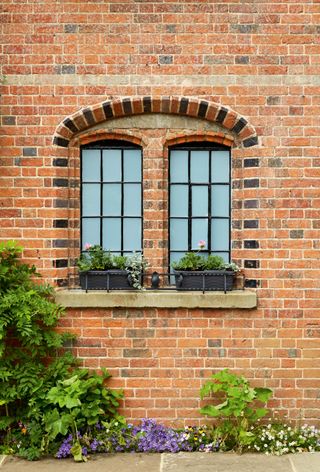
<box><xmin>53</xmin><ymin>96</ymin><xmax>258</xmax><ymax>149</ymax></box>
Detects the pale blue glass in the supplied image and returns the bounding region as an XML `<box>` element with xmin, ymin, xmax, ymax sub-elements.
<box><xmin>102</xmin><ymin>149</ymin><xmax>121</xmax><ymax>182</ymax></box>
<box><xmin>190</xmin><ymin>151</ymin><xmax>209</xmax><ymax>182</ymax></box>
<box><xmin>211</xmin><ymin>185</ymin><xmax>229</xmax><ymax>217</ymax></box>
<box><xmin>103</xmin><ymin>218</ymin><xmax>121</xmax><ymax>251</ymax></box>
<box><xmin>82</xmin><ymin>184</ymin><xmax>100</xmax><ymax>216</ymax></box>
<box><xmin>170</xmin><ymin>219</ymin><xmax>188</xmax><ymax>250</ymax></box>
<box><xmin>213</xmin><ymin>252</ymin><xmax>229</xmax><ymax>263</ymax></box>
<box><xmin>170</xmin><ymin>150</ymin><xmax>188</xmax><ymax>183</ymax></box>
<box><xmin>123</xmin><ymin>218</ymin><xmax>141</xmax><ymax>251</ymax></box>
<box><xmin>211</xmin><ymin>150</ymin><xmax>229</xmax><ymax>183</ymax></box>
<box><xmin>211</xmin><ymin>219</ymin><xmax>229</xmax><ymax>251</ymax></box>
<box><xmin>192</xmin><ymin>186</ymin><xmax>208</xmax><ymax>216</ymax></box>
<box><xmin>103</xmin><ymin>184</ymin><xmax>121</xmax><ymax>216</ymax></box>
<box><xmin>124</xmin><ymin>184</ymin><xmax>141</xmax><ymax>216</ymax></box>
<box><xmin>82</xmin><ymin>218</ymin><xmax>100</xmax><ymax>248</ymax></box>
<box><xmin>124</xmin><ymin>149</ymin><xmax>141</xmax><ymax>182</ymax></box>
<box><xmin>170</xmin><ymin>185</ymin><xmax>188</xmax><ymax>217</ymax></box>
<box><xmin>82</xmin><ymin>149</ymin><xmax>100</xmax><ymax>182</ymax></box>
<box><xmin>191</xmin><ymin>219</ymin><xmax>208</xmax><ymax>249</ymax></box>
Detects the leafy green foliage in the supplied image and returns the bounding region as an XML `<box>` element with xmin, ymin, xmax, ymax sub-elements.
<box><xmin>172</xmin><ymin>252</ymin><xmax>239</xmax><ymax>272</ymax></box>
<box><xmin>200</xmin><ymin>369</ymin><xmax>272</xmax><ymax>452</ymax></box>
<box><xmin>0</xmin><ymin>241</ymin><xmax>123</xmax><ymax>461</ymax></box>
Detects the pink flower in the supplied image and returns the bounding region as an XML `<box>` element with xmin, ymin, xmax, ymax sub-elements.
<box><xmin>198</xmin><ymin>240</ymin><xmax>206</xmax><ymax>249</ymax></box>
<box><xmin>84</xmin><ymin>243</ymin><xmax>92</xmax><ymax>250</ymax></box>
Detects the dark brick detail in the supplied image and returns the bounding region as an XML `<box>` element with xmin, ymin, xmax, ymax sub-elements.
<box><xmin>244</xmin><ymin>260</ymin><xmax>260</xmax><ymax>269</ymax></box>
<box><xmin>53</xmin><ymin>178</ymin><xmax>68</xmax><ymax>187</ymax></box>
<box><xmin>23</xmin><ymin>147</ymin><xmax>37</xmax><ymax>156</ymax></box>
<box><xmin>54</xmin><ymin>199</ymin><xmax>69</xmax><ymax>208</ymax></box>
<box><xmin>288</xmin><ymin>349</ymin><xmax>298</xmax><ymax>358</ymax></box>
<box><xmin>290</xmin><ymin>230</ymin><xmax>304</xmax><ymax>239</ymax></box>
<box><xmin>232</xmin><ymin>117</ymin><xmax>247</xmax><ymax>134</ymax></box>
<box><xmin>123</xmin><ymin>349</ymin><xmax>151</xmax><ymax>357</ymax></box>
<box><xmin>53</xmin><ymin>219</ymin><xmax>68</xmax><ymax>228</ymax></box>
<box><xmin>53</xmin><ymin>239</ymin><xmax>69</xmax><ymax>248</ymax></box>
<box><xmin>122</xmin><ymin>98</ymin><xmax>133</xmax><ymax>115</ymax></box>
<box><xmin>127</xmin><ymin>329</ymin><xmax>155</xmax><ymax>338</ymax></box>
<box><xmin>243</xmin><ymin>135</ymin><xmax>258</xmax><ymax>147</ymax></box>
<box><xmin>244</xmin><ymin>279</ymin><xmax>259</xmax><ymax>288</ymax></box>
<box><xmin>53</xmin><ymin>136</ymin><xmax>69</xmax><ymax>147</ymax></box>
<box><xmin>3</xmin><ymin>116</ymin><xmax>16</xmax><ymax>125</ymax></box>
<box><xmin>53</xmin><ymin>158</ymin><xmax>68</xmax><ymax>167</ymax></box>
<box><xmin>244</xmin><ymin>220</ymin><xmax>259</xmax><ymax>229</ymax></box>
<box><xmin>232</xmin><ymin>240</ymin><xmax>242</xmax><ymax>249</ymax></box>
<box><xmin>113</xmin><ymin>309</ymin><xmax>144</xmax><ymax>318</ymax></box>
<box><xmin>63</xmin><ymin>118</ymin><xmax>78</xmax><ymax>133</ymax></box>
<box><xmin>244</xmin><ymin>158</ymin><xmax>259</xmax><ymax>168</ymax></box>
<box><xmin>215</xmin><ymin>107</ymin><xmax>228</xmax><ymax>123</ymax></box>
<box><xmin>235</xmin><ymin>55</ymin><xmax>249</xmax><ymax>64</ymax></box>
<box><xmin>208</xmin><ymin>339</ymin><xmax>222</xmax><ymax>347</ymax></box>
<box><xmin>198</xmin><ymin>100</ymin><xmax>208</xmax><ymax>118</ymax></box>
<box><xmin>244</xmin><ymin>178</ymin><xmax>259</xmax><ymax>188</ymax></box>
<box><xmin>54</xmin><ymin>259</ymin><xmax>68</xmax><ymax>268</ymax></box>
<box><xmin>64</xmin><ymin>24</ymin><xmax>78</xmax><ymax>33</ymax></box>
<box><xmin>179</xmin><ymin>97</ymin><xmax>189</xmax><ymax>114</ymax></box>
<box><xmin>244</xmin><ymin>240</ymin><xmax>259</xmax><ymax>249</ymax></box>
<box><xmin>102</xmin><ymin>101</ymin><xmax>114</xmax><ymax>118</ymax></box>
<box><xmin>231</xmin><ymin>24</ymin><xmax>259</xmax><ymax>34</ymax></box>
<box><xmin>233</xmin><ymin>200</ymin><xmax>242</xmax><ymax>209</ymax></box>
<box><xmin>61</xmin><ymin>65</ymin><xmax>75</xmax><ymax>74</ymax></box>
<box><xmin>15</xmin><ymin>158</ymin><xmax>22</xmax><ymax>166</ymax></box>
<box><xmin>244</xmin><ymin>200</ymin><xmax>259</xmax><ymax>209</ymax></box>
<box><xmin>159</xmin><ymin>55</ymin><xmax>173</xmax><ymax>64</ymax></box>
<box><xmin>267</xmin><ymin>96</ymin><xmax>280</xmax><ymax>105</ymax></box>
<box><xmin>82</xmin><ymin>108</ymin><xmax>96</xmax><ymax>126</ymax></box>
<box><xmin>268</xmin><ymin>158</ymin><xmax>283</xmax><ymax>167</ymax></box>
<box><xmin>219</xmin><ymin>349</ymin><xmax>226</xmax><ymax>358</ymax></box>
<box><xmin>143</xmin><ymin>96</ymin><xmax>152</xmax><ymax>112</ymax></box>
<box><xmin>232</xmin><ymin>180</ymin><xmax>242</xmax><ymax>189</ymax></box>
<box><xmin>232</xmin><ymin>221</ymin><xmax>242</xmax><ymax>229</ymax></box>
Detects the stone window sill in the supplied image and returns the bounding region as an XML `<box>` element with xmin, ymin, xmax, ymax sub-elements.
<box><xmin>55</xmin><ymin>290</ymin><xmax>257</xmax><ymax>309</ymax></box>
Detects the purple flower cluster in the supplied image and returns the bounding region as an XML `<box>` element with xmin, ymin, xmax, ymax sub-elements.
<box><xmin>135</xmin><ymin>419</ymin><xmax>192</xmax><ymax>453</ymax></box>
<box><xmin>56</xmin><ymin>435</ymin><xmax>73</xmax><ymax>458</ymax></box>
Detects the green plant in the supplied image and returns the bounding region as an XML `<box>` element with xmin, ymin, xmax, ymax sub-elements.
<box><xmin>0</xmin><ymin>241</ymin><xmax>123</xmax><ymax>461</ymax></box>
<box><xmin>172</xmin><ymin>253</ymin><xmax>239</xmax><ymax>272</ymax></box>
<box><xmin>125</xmin><ymin>252</ymin><xmax>148</xmax><ymax>290</ymax></box>
<box><xmin>200</xmin><ymin>369</ymin><xmax>272</xmax><ymax>452</ymax></box>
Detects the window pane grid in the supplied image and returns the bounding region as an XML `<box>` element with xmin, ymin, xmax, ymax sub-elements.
<box><xmin>169</xmin><ymin>146</ymin><xmax>230</xmax><ymax>269</ymax></box>
<box><xmin>81</xmin><ymin>145</ymin><xmax>142</xmax><ymax>254</ymax></box>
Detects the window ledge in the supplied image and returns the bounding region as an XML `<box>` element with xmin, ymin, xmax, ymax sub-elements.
<box><xmin>55</xmin><ymin>290</ymin><xmax>257</xmax><ymax>309</ymax></box>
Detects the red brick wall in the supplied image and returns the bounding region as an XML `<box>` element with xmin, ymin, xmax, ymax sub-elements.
<box><xmin>1</xmin><ymin>1</ymin><xmax>319</xmax><ymax>423</ymax></box>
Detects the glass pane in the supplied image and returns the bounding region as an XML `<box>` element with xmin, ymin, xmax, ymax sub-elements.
<box><xmin>123</xmin><ymin>218</ymin><xmax>141</xmax><ymax>251</ymax></box>
<box><xmin>82</xmin><ymin>184</ymin><xmax>100</xmax><ymax>216</ymax></box>
<box><xmin>124</xmin><ymin>184</ymin><xmax>141</xmax><ymax>216</ymax></box>
<box><xmin>82</xmin><ymin>218</ymin><xmax>100</xmax><ymax>248</ymax></box>
<box><xmin>192</xmin><ymin>186</ymin><xmax>208</xmax><ymax>217</ymax></box>
<box><xmin>191</xmin><ymin>219</ymin><xmax>208</xmax><ymax>250</ymax></box>
<box><xmin>211</xmin><ymin>150</ymin><xmax>229</xmax><ymax>183</ymax></box>
<box><xmin>170</xmin><ymin>185</ymin><xmax>188</xmax><ymax>217</ymax></box>
<box><xmin>103</xmin><ymin>218</ymin><xmax>121</xmax><ymax>251</ymax></box>
<box><xmin>170</xmin><ymin>150</ymin><xmax>188</xmax><ymax>183</ymax></box>
<box><xmin>124</xmin><ymin>149</ymin><xmax>141</xmax><ymax>182</ymax></box>
<box><xmin>102</xmin><ymin>149</ymin><xmax>121</xmax><ymax>182</ymax></box>
<box><xmin>211</xmin><ymin>185</ymin><xmax>229</xmax><ymax>217</ymax></box>
<box><xmin>211</xmin><ymin>219</ymin><xmax>229</xmax><ymax>251</ymax></box>
<box><xmin>170</xmin><ymin>219</ymin><xmax>188</xmax><ymax>250</ymax></box>
<box><xmin>190</xmin><ymin>151</ymin><xmax>209</xmax><ymax>183</ymax></box>
<box><xmin>212</xmin><ymin>252</ymin><xmax>229</xmax><ymax>263</ymax></box>
<box><xmin>82</xmin><ymin>149</ymin><xmax>100</xmax><ymax>182</ymax></box>
<box><xmin>103</xmin><ymin>184</ymin><xmax>121</xmax><ymax>216</ymax></box>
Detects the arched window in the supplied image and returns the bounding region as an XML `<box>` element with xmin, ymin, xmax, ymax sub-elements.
<box><xmin>169</xmin><ymin>142</ymin><xmax>231</xmax><ymax>270</ymax></box>
<box><xmin>81</xmin><ymin>140</ymin><xmax>142</xmax><ymax>254</ymax></box>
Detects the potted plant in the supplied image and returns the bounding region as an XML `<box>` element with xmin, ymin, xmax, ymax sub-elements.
<box><xmin>77</xmin><ymin>244</ymin><xmax>148</xmax><ymax>291</ymax></box>
<box><xmin>172</xmin><ymin>241</ymin><xmax>239</xmax><ymax>292</ymax></box>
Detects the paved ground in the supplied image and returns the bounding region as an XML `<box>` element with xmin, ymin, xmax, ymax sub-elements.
<box><xmin>1</xmin><ymin>452</ymin><xmax>319</xmax><ymax>472</ymax></box>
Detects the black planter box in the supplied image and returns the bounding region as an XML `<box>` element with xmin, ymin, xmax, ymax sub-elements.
<box><xmin>79</xmin><ymin>270</ymin><xmax>134</xmax><ymax>291</ymax></box>
<box><xmin>174</xmin><ymin>270</ymin><xmax>235</xmax><ymax>293</ymax></box>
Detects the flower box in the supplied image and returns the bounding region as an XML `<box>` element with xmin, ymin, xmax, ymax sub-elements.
<box><xmin>174</xmin><ymin>270</ymin><xmax>235</xmax><ymax>293</ymax></box>
<box><xmin>79</xmin><ymin>270</ymin><xmax>135</xmax><ymax>291</ymax></box>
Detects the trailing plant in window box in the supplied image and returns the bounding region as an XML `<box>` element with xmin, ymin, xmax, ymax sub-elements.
<box><xmin>77</xmin><ymin>244</ymin><xmax>148</xmax><ymax>291</ymax></box>
<box><xmin>172</xmin><ymin>241</ymin><xmax>239</xmax><ymax>292</ymax></box>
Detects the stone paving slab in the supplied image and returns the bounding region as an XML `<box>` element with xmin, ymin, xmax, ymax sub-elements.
<box><xmin>1</xmin><ymin>452</ymin><xmax>319</xmax><ymax>472</ymax></box>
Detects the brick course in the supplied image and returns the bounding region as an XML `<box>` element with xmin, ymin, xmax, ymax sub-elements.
<box><xmin>1</xmin><ymin>0</ymin><xmax>320</xmax><ymax>424</ymax></box>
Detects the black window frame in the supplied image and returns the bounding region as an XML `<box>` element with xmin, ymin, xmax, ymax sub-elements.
<box><xmin>80</xmin><ymin>139</ymin><xmax>143</xmax><ymax>255</ymax></box>
<box><xmin>168</xmin><ymin>142</ymin><xmax>231</xmax><ymax>271</ymax></box>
